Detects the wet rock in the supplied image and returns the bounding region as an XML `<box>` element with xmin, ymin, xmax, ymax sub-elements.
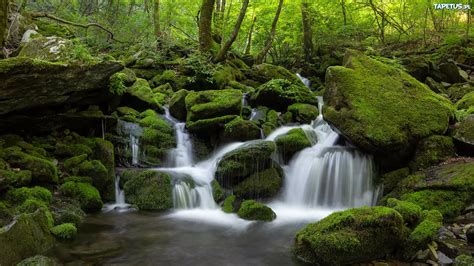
<box><xmin>426</xmin><ymin>77</ymin><xmax>447</xmax><ymax>94</ymax></box>
<box><xmin>439</xmin><ymin>62</ymin><xmax>466</xmax><ymax>83</ymax></box>
<box><xmin>123</xmin><ymin>170</ymin><xmax>172</xmax><ymax>211</ymax></box>
<box><xmin>437</xmin><ymin>251</ymin><xmax>453</xmax><ymax>265</ymax></box>
<box><xmin>246</xmin><ymin>63</ymin><xmax>303</xmax><ymax>86</ymax></box>
<box><xmin>17</xmin><ymin>255</ymin><xmax>58</xmax><ymax>266</ymax></box>
<box><xmin>467</xmin><ymin>226</ymin><xmax>474</xmax><ymax>244</ymax></box>
<box><xmin>453</xmin><ymin>115</ymin><xmax>474</xmax><ymax>155</ymax></box>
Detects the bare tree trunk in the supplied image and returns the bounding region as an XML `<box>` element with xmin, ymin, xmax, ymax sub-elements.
<box><xmin>301</xmin><ymin>1</ymin><xmax>313</xmax><ymax>61</ymax></box>
<box><xmin>214</xmin><ymin>0</ymin><xmax>249</xmax><ymax>62</ymax></box>
<box><xmin>153</xmin><ymin>0</ymin><xmax>161</xmax><ymax>39</ymax></box>
<box><xmin>244</xmin><ymin>15</ymin><xmax>256</xmax><ymax>55</ymax></box>
<box><xmin>341</xmin><ymin>0</ymin><xmax>347</xmax><ymax>26</ymax></box>
<box><xmin>0</xmin><ymin>0</ymin><xmax>8</xmax><ymax>48</ymax></box>
<box><xmin>255</xmin><ymin>0</ymin><xmax>284</xmax><ymax>64</ymax></box>
<box><xmin>199</xmin><ymin>0</ymin><xmax>216</xmax><ymax>52</ymax></box>
<box><xmin>467</xmin><ymin>8</ymin><xmax>471</xmax><ymax>41</ymax></box>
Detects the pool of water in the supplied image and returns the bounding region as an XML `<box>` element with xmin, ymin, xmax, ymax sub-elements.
<box><xmin>50</xmin><ymin>208</ymin><xmax>331</xmax><ymax>266</ymax></box>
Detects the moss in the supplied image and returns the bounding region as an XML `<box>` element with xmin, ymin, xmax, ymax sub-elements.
<box><xmin>253</xmin><ymin>79</ymin><xmax>317</xmax><ymax>112</ymax></box>
<box><xmin>127</xmin><ymin>78</ymin><xmax>164</xmax><ymax>110</ymax></box>
<box><xmin>92</xmin><ymin>138</ymin><xmax>115</xmax><ymax>180</ymax></box>
<box><xmin>1</xmin><ymin>147</ymin><xmax>58</xmax><ymax>183</ymax></box>
<box><xmin>401</xmin><ymin>190</ymin><xmax>470</xmax><ymax>219</ymax></box>
<box><xmin>55</xmin><ymin>143</ymin><xmax>93</xmax><ymax>157</ymax></box>
<box><xmin>293</xmin><ymin>206</ymin><xmax>405</xmax><ymax>265</ymax></box>
<box><xmin>0</xmin><ymin>201</ymin><xmax>13</xmax><ymax>226</ymax></box>
<box><xmin>71</xmin><ymin>160</ymin><xmax>109</xmax><ymax>192</ymax></box>
<box><xmin>386</xmin><ymin>198</ymin><xmax>422</xmax><ymax>226</ymax></box>
<box><xmin>223</xmin><ymin>116</ymin><xmax>261</xmax><ymax>142</ymax></box>
<box><xmin>222</xmin><ymin>195</ymin><xmax>237</xmax><ymax>213</ymax></box>
<box><xmin>151</xmin><ymin>70</ymin><xmax>177</xmax><ymax>88</ymax></box>
<box><xmin>53</xmin><ymin>202</ymin><xmax>86</xmax><ymax>226</ymax></box>
<box><xmin>6</xmin><ymin>186</ymin><xmax>52</xmax><ymax>205</ymax></box>
<box><xmin>248</xmin><ymin>63</ymin><xmax>303</xmax><ymax>85</ymax></box>
<box><xmin>213</xmin><ymin>65</ymin><xmax>239</xmax><ymax>89</ymax></box>
<box><xmin>456</xmin><ymin>91</ymin><xmax>474</xmax><ymax>110</ymax></box>
<box><xmin>63</xmin><ymin>154</ymin><xmax>88</xmax><ymax>172</ymax></box>
<box><xmin>400</xmin><ymin>210</ymin><xmax>443</xmax><ymax>259</ymax></box>
<box><xmin>117</xmin><ymin>106</ymin><xmax>140</xmax><ymax>117</ymax></box>
<box><xmin>447</xmin><ymin>83</ymin><xmax>474</xmax><ymax>102</ymax></box>
<box><xmin>187</xmin><ymin>115</ymin><xmax>238</xmax><ymax>134</ymax></box>
<box><xmin>454</xmin><ymin>114</ymin><xmax>474</xmax><ymax>146</ymax></box>
<box><xmin>275</xmin><ymin>128</ymin><xmax>312</xmax><ymax>162</ymax></box>
<box><xmin>123</xmin><ymin>170</ymin><xmax>172</xmax><ymax>211</ymax></box>
<box><xmin>60</xmin><ymin>182</ymin><xmax>103</xmax><ymax>212</ymax></box>
<box><xmin>211</xmin><ymin>180</ymin><xmax>224</xmax><ymax>202</ymax></box>
<box><xmin>454</xmin><ymin>255</ymin><xmax>474</xmax><ymax>266</ymax></box>
<box><xmin>409</xmin><ymin>135</ymin><xmax>455</xmax><ymax>171</ymax></box>
<box><xmin>169</xmin><ymin>89</ymin><xmax>189</xmax><ymax>121</ymax></box>
<box><xmin>324</xmin><ymin>50</ymin><xmax>453</xmax><ymax>166</ymax></box>
<box><xmin>287</xmin><ymin>103</ymin><xmax>319</xmax><ymax>124</ymax></box>
<box><xmin>17</xmin><ymin>255</ymin><xmax>58</xmax><ymax>266</ymax></box>
<box><xmin>50</xmin><ymin>223</ymin><xmax>77</xmax><ymax>240</ymax></box>
<box><xmin>185</xmin><ymin>89</ymin><xmax>242</xmax><ymax>122</ymax></box>
<box><xmin>379</xmin><ymin>167</ymin><xmax>409</xmax><ymax>195</ymax></box>
<box><xmin>261</xmin><ymin>109</ymin><xmax>280</xmax><ymax>136</ymax></box>
<box><xmin>237</xmin><ymin>200</ymin><xmax>276</xmax><ymax>221</ymax></box>
<box><xmin>216</xmin><ymin>140</ymin><xmax>276</xmax><ymax>187</ymax></box>
<box><xmin>0</xmin><ymin>169</ymin><xmax>32</xmax><ymax>189</ymax></box>
<box><xmin>139</xmin><ymin>113</ymin><xmax>173</xmax><ymax>133</ymax></box>
<box><xmin>109</xmin><ymin>72</ymin><xmax>128</xmax><ymax>96</ymax></box>
<box><xmin>234</xmin><ymin>167</ymin><xmax>282</xmax><ymax>199</ymax></box>
<box><xmin>17</xmin><ymin>198</ymin><xmax>49</xmax><ymax>214</ymax></box>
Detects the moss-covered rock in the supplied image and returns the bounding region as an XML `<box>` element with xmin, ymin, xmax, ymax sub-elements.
<box><xmin>447</xmin><ymin>83</ymin><xmax>474</xmax><ymax>102</ymax></box>
<box><xmin>456</xmin><ymin>91</ymin><xmax>474</xmax><ymax>110</ymax></box>
<box><xmin>453</xmin><ymin>114</ymin><xmax>474</xmax><ymax>154</ymax></box>
<box><xmin>123</xmin><ymin>170</ymin><xmax>172</xmax><ymax>211</ymax></box>
<box><xmin>222</xmin><ymin>116</ymin><xmax>261</xmax><ymax>142</ymax></box>
<box><xmin>0</xmin><ymin>201</ymin><xmax>13</xmax><ymax>227</ymax></box>
<box><xmin>293</xmin><ymin>206</ymin><xmax>405</xmax><ymax>265</ymax></box>
<box><xmin>73</xmin><ymin>160</ymin><xmax>109</xmax><ymax>192</ymax></box>
<box><xmin>222</xmin><ymin>195</ymin><xmax>237</xmax><ymax>213</ymax></box>
<box><xmin>55</xmin><ymin>142</ymin><xmax>93</xmax><ymax>157</ymax></box>
<box><xmin>324</xmin><ymin>50</ymin><xmax>453</xmax><ymax>169</ymax></box>
<box><xmin>454</xmin><ymin>255</ymin><xmax>474</xmax><ymax>266</ymax></box>
<box><xmin>0</xmin><ymin>147</ymin><xmax>58</xmax><ymax>183</ymax></box>
<box><xmin>211</xmin><ymin>180</ymin><xmax>224</xmax><ymax>203</ymax></box>
<box><xmin>378</xmin><ymin>167</ymin><xmax>410</xmax><ymax>196</ymax></box>
<box><xmin>213</xmin><ymin>65</ymin><xmax>241</xmax><ymax>89</ymax></box>
<box><xmin>150</xmin><ymin>70</ymin><xmax>177</xmax><ymax>88</ymax></box>
<box><xmin>6</xmin><ymin>186</ymin><xmax>52</xmax><ymax>205</ymax></box>
<box><xmin>401</xmin><ymin>190</ymin><xmax>470</xmax><ymax>219</ymax></box>
<box><xmin>237</xmin><ymin>200</ymin><xmax>276</xmax><ymax>221</ymax></box>
<box><xmin>51</xmin><ymin>200</ymin><xmax>86</xmax><ymax>226</ymax></box>
<box><xmin>253</xmin><ymin>79</ymin><xmax>317</xmax><ymax>112</ymax></box>
<box><xmin>169</xmin><ymin>89</ymin><xmax>189</xmax><ymax>121</ymax></box>
<box><xmin>234</xmin><ymin>167</ymin><xmax>283</xmax><ymax>199</ymax></box>
<box><xmin>59</xmin><ymin>181</ymin><xmax>103</xmax><ymax>212</ymax></box>
<box><xmin>216</xmin><ymin>140</ymin><xmax>276</xmax><ymax>188</ymax></box>
<box><xmin>184</xmin><ymin>89</ymin><xmax>242</xmax><ymax>134</ymax></box>
<box><xmin>109</xmin><ymin>69</ymin><xmax>136</xmax><ymax>96</ymax></box>
<box><xmin>126</xmin><ymin>78</ymin><xmax>165</xmax><ymax>112</ymax></box>
<box><xmin>286</xmin><ymin>103</ymin><xmax>319</xmax><ymax>124</ymax></box>
<box><xmin>50</xmin><ymin>223</ymin><xmax>77</xmax><ymax>240</ymax></box>
<box><xmin>17</xmin><ymin>255</ymin><xmax>58</xmax><ymax>266</ymax></box>
<box><xmin>247</xmin><ymin>63</ymin><xmax>303</xmax><ymax>86</ymax></box>
<box><xmin>0</xmin><ymin>169</ymin><xmax>32</xmax><ymax>190</ymax></box>
<box><xmin>0</xmin><ymin>210</ymin><xmax>55</xmax><ymax>266</ymax></box>
<box><xmin>275</xmin><ymin>128</ymin><xmax>312</xmax><ymax>163</ymax></box>
<box><xmin>261</xmin><ymin>109</ymin><xmax>280</xmax><ymax>136</ymax></box>
<box><xmin>409</xmin><ymin>135</ymin><xmax>455</xmax><ymax>171</ymax></box>
<box><xmin>386</xmin><ymin>198</ymin><xmax>422</xmax><ymax>226</ymax></box>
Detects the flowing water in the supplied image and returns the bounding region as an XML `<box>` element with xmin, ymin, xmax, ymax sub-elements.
<box><xmin>56</xmin><ymin>76</ymin><xmax>379</xmax><ymax>265</ymax></box>
<box><xmin>116</xmin><ymin>120</ymin><xmax>143</xmax><ymax>166</ymax></box>
<box><xmin>102</xmin><ymin>175</ymin><xmax>132</xmax><ymax>212</ymax></box>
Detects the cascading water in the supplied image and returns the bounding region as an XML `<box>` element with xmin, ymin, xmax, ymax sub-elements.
<box><xmin>296</xmin><ymin>73</ymin><xmax>311</xmax><ymax>88</ymax></box>
<box><xmin>116</xmin><ymin>120</ymin><xmax>143</xmax><ymax>166</ymax></box>
<box><xmin>164</xmin><ymin>108</ymin><xmax>194</xmax><ymax>167</ymax></box>
<box><xmin>103</xmin><ymin>175</ymin><xmax>131</xmax><ymax>212</ymax></box>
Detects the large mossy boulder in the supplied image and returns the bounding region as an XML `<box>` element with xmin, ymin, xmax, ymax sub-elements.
<box><xmin>453</xmin><ymin>114</ymin><xmax>474</xmax><ymax>155</ymax></box>
<box><xmin>169</xmin><ymin>89</ymin><xmax>189</xmax><ymax>121</ymax></box>
<box><xmin>59</xmin><ymin>181</ymin><xmax>103</xmax><ymax>212</ymax></box>
<box><xmin>293</xmin><ymin>206</ymin><xmax>405</xmax><ymax>265</ymax></box>
<box><xmin>246</xmin><ymin>63</ymin><xmax>303</xmax><ymax>86</ymax></box>
<box><xmin>252</xmin><ymin>79</ymin><xmax>317</xmax><ymax>112</ymax></box>
<box><xmin>216</xmin><ymin>140</ymin><xmax>276</xmax><ymax>187</ymax></box>
<box><xmin>384</xmin><ymin>158</ymin><xmax>474</xmax><ymax>219</ymax></box>
<box><xmin>124</xmin><ymin>78</ymin><xmax>165</xmax><ymax>112</ymax></box>
<box><xmin>237</xmin><ymin>200</ymin><xmax>276</xmax><ymax>221</ymax></box>
<box><xmin>123</xmin><ymin>170</ymin><xmax>172</xmax><ymax>211</ymax></box>
<box><xmin>0</xmin><ymin>57</ymin><xmax>123</xmax><ymax>115</ymax></box>
<box><xmin>275</xmin><ymin>128</ymin><xmax>312</xmax><ymax>163</ymax></box>
<box><xmin>0</xmin><ymin>210</ymin><xmax>55</xmax><ymax>266</ymax></box>
<box><xmin>233</xmin><ymin>167</ymin><xmax>283</xmax><ymax>199</ymax></box>
<box><xmin>324</xmin><ymin>50</ymin><xmax>453</xmax><ymax>169</ymax></box>
<box><xmin>185</xmin><ymin>89</ymin><xmax>242</xmax><ymax>134</ymax></box>
<box><xmin>222</xmin><ymin>116</ymin><xmax>261</xmax><ymax>142</ymax></box>
<box><xmin>286</xmin><ymin>103</ymin><xmax>319</xmax><ymax>124</ymax></box>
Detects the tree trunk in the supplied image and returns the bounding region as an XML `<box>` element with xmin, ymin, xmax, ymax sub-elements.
<box><xmin>255</xmin><ymin>0</ymin><xmax>284</xmax><ymax>64</ymax></box>
<box><xmin>301</xmin><ymin>1</ymin><xmax>313</xmax><ymax>61</ymax></box>
<box><xmin>341</xmin><ymin>0</ymin><xmax>347</xmax><ymax>26</ymax></box>
<box><xmin>0</xmin><ymin>0</ymin><xmax>8</xmax><ymax>48</ymax></box>
<box><xmin>214</xmin><ymin>0</ymin><xmax>249</xmax><ymax>62</ymax></box>
<box><xmin>153</xmin><ymin>0</ymin><xmax>161</xmax><ymax>39</ymax></box>
<box><xmin>244</xmin><ymin>15</ymin><xmax>256</xmax><ymax>55</ymax></box>
<box><xmin>199</xmin><ymin>0</ymin><xmax>216</xmax><ymax>52</ymax></box>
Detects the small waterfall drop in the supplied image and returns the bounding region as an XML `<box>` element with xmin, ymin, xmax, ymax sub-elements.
<box><xmin>296</xmin><ymin>73</ymin><xmax>311</xmax><ymax>88</ymax></box>
<box><xmin>164</xmin><ymin>108</ymin><xmax>194</xmax><ymax>167</ymax></box>
<box><xmin>103</xmin><ymin>175</ymin><xmax>131</xmax><ymax>212</ymax></box>
<box><xmin>117</xmin><ymin>120</ymin><xmax>143</xmax><ymax>166</ymax></box>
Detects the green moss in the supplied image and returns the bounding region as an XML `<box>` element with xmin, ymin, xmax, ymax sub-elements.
<box><xmin>293</xmin><ymin>206</ymin><xmax>405</xmax><ymax>265</ymax></box>
<box><xmin>222</xmin><ymin>195</ymin><xmax>237</xmax><ymax>213</ymax></box>
<box><xmin>379</xmin><ymin>167</ymin><xmax>410</xmax><ymax>194</ymax></box>
<box><xmin>454</xmin><ymin>255</ymin><xmax>474</xmax><ymax>265</ymax></box>
<box><xmin>117</xmin><ymin>106</ymin><xmax>139</xmax><ymax>117</ymax></box>
<box><xmin>223</xmin><ymin>116</ymin><xmax>261</xmax><ymax>142</ymax></box>
<box><xmin>185</xmin><ymin>89</ymin><xmax>242</xmax><ymax>122</ymax></box>
<box><xmin>0</xmin><ymin>169</ymin><xmax>32</xmax><ymax>189</ymax></box>
<box><xmin>55</xmin><ymin>143</ymin><xmax>93</xmax><ymax>157</ymax></box>
<box><xmin>151</xmin><ymin>70</ymin><xmax>177</xmax><ymax>87</ymax></box>
<box><xmin>401</xmin><ymin>190</ymin><xmax>470</xmax><ymax>219</ymax></box>
<box><xmin>287</xmin><ymin>103</ymin><xmax>319</xmax><ymax>124</ymax></box>
<box><xmin>409</xmin><ymin>135</ymin><xmax>455</xmax><ymax>171</ymax></box>
<box><xmin>169</xmin><ymin>89</ymin><xmax>189</xmax><ymax>121</ymax></box>
<box><xmin>127</xmin><ymin>78</ymin><xmax>164</xmax><ymax>110</ymax></box>
<box><xmin>454</xmin><ymin>114</ymin><xmax>474</xmax><ymax>145</ymax></box>
<box><xmin>253</xmin><ymin>79</ymin><xmax>317</xmax><ymax>111</ymax></box>
<box><xmin>324</xmin><ymin>50</ymin><xmax>453</xmax><ymax>165</ymax></box>
<box><xmin>248</xmin><ymin>63</ymin><xmax>303</xmax><ymax>85</ymax></box>
<box><xmin>17</xmin><ymin>199</ymin><xmax>49</xmax><ymax>214</ymax></box>
<box><xmin>237</xmin><ymin>200</ymin><xmax>276</xmax><ymax>222</ymax></box>
<box><xmin>262</xmin><ymin>109</ymin><xmax>280</xmax><ymax>136</ymax></box>
<box><xmin>50</xmin><ymin>223</ymin><xmax>77</xmax><ymax>240</ymax></box>
<box><xmin>213</xmin><ymin>65</ymin><xmax>239</xmax><ymax>89</ymax></box>
<box><xmin>401</xmin><ymin>210</ymin><xmax>443</xmax><ymax>259</ymax></box>
<box><xmin>456</xmin><ymin>91</ymin><xmax>474</xmax><ymax>110</ymax></box>
<box><xmin>60</xmin><ymin>182</ymin><xmax>103</xmax><ymax>212</ymax></box>
<box><xmin>139</xmin><ymin>114</ymin><xmax>173</xmax><ymax>133</ymax></box>
<box><xmin>63</xmin><ymin>154</ymin><xmax>88</xmax><ymax>172</ymax></box>
<box><xmin>275</xmin><ymin>128</ymin><xmax>312</xmax><ymax>162</ymax></box>
<box><xmin>234</xmin><ymin>168</ymin><xmax>282</xmax><ymax>199</ymax></box>
<box><xmin>211</xmin><ymin>180</ymin><xmax>224</xmax><ymax>202</ymax></box>
<box><xmin>1</xmin><ymin>147</ymin><xmax>58</xmax><ymax>183</ymax></box>
<box><xmin>187</xmin><ymin>115</ymin><xmax>238</xmax><ymax>133</ymax></box>
<box><xmin>386</xmin><ymin>198</ymin><xmax>422</xmax><ymax>226</ymax></box>
<box><xmin>447</xmin><ymin>83</ymin><xmax>474</xmax><ymax>102</ymax></box>
<box><xmin>71</xmin><ymin>160</ymin><xmax>109</xmax><ymax>192</ymax></box>
<box><xmin>53</xmin><ymin>202</ymin><xmax>86</xmax><ymax>226</ymax></box>
<box><xmin>109</xmin><ymin>72</ymin><xmax>128</xmax><ymax>95</ymax></box>
<box><xmin>6</xmin><ymin>186</ymin><xmax>52</xmax><ymax>205</ymax></box>
<box><xmin>123</xmin><ymin>170</ymin><xmax>172</xmax><ymax>211</ymax></box>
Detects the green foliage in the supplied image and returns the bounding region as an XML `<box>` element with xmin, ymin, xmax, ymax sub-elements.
<box><xmin>109</xmin><ymin>72</ymin><xmax>128</xmax><ymax>96</ymax></box>
<box><xmin>237</xmin><ymin>200</ymin><xmax>276</xmax><ymax>222</ymax></box>
<box><xmin>50</xmin><ymin>223</ymin><xmax>77</xmax><ymax>240</ymax></box>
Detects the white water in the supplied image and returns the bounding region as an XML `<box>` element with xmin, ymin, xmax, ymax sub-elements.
<box><xmin>130</xmin><ymin>135</ymin><xmax>139</xmax><ymax>165</ymax></box>
<box><xmin>151</xmin><ymin>76</ymin><xmax>377</xmax><ymax>224</ymax></box>
<box><xmin>103</xmin><ymin>175</ymin><xmax>132</xmax><ymax>212</ymax></box>
<box><xmin>116</xmin><ymin>120</ymin><xmax>143</xmax><ymax>166</ymax></box>
<box><xmin>296</xmin><ymin>73</ymin><xmax>311</xmax><ymax>88</ymax></box>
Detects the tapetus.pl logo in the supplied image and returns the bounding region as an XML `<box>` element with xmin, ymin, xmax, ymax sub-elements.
<box><xmin>433</xmin><ymin>3</ymin><xmax>471</xmax><ymax>10</ymax></box>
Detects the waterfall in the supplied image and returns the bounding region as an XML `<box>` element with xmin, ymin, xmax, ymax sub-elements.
<box><xmin>116</xmin><ymin>120</ymin><xmax>143</xmax><ymax>166</ymax></box>
<box><xmin>103</xmin><ymin>175</ymin><xmax>131</xmax><ymax>212</ymax></box>
<box><xmin>296</xmin><ymin>73</ymin><xmax>311</xmax><ymax>88</ymax></box>
<box><xmin>130</xmin><ymin>135</ymin><xmax>139</xmax><ymax>165</ymax></box>
<box><xmin>163</xmin><ymin>108</ymin><xmax>194</xmax><ymax>167</ymax></box>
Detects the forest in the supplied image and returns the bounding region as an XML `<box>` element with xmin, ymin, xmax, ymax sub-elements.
<box><xmin>0</xmin><ymin>0</ymin><xmax>473</xmax><ymax>265</ymax></box>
